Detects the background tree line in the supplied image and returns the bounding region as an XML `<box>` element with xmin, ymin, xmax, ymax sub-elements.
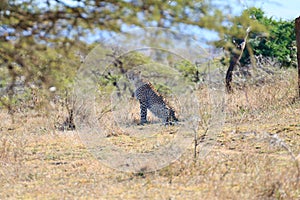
<box><xmin>0</xmin><ymin>0</ymin><xmax>297</xmax><ymax>111</ymax></box>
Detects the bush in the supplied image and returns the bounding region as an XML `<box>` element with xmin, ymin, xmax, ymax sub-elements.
<box><xmin>245</xmin><ymin>8</ymin><xmax>296</xmax><ymax>67</ymax></box>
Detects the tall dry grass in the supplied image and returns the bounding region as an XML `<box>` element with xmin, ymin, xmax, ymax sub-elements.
<box><xmin>0</xmin><ymin>67</ymin><xmax>299</xmax><ymax>199</ymax></box>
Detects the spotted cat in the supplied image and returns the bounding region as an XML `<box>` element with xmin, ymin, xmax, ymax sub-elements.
<box><xmin>127</xmin><ymin>71</ymin><xmax>178</xmax><ymax>125</ymax></box>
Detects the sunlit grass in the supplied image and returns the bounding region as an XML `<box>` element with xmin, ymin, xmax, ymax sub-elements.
<box><xmin>0</xmin><ymin>68</ymin><xmax>300</xmax><ymax>199</ymax></box>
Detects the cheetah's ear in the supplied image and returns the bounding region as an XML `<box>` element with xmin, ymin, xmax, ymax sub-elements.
<box><xmin>136</xmin><ymin>70</ymin><xmax>142</xmax><ymax>78</ymax></box>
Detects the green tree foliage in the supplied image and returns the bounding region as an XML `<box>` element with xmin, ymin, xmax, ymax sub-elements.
<box><xmin>0</xmin><ymin>0</ymin><xmax>269</xmax><ymax>109</ymax></box>
<box><xmin>247</xmin><ymin>8</ymin><xmax>296</xmax><ymax>67</ymax></box>
<box><xmin>97</xmin><ymin>51</ymin><xmax>151</xmax><ymax>93</ymax></box>
<box><xmin>213</xmin><ymin>7</ymin><xmax>267</xmax><ymax>52</ymax></box>
<box><xmin>218</xmin><ymin>7</ymin><xmax>296</xmax><ymax>68</ymax></box>
<box><xmin>0</xmin><ymin>0</ymin><xmax>215</xmax><ymax>94</ymax></box>
<box><xmin>174</xmin><ymin>60</ymin><xmax>200</xmax><ymax>83</ymax></box>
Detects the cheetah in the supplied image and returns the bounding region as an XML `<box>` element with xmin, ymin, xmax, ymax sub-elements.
<box><xmin>126</xmin><ymin>70</ymin><xmax>178</xmax><ymax>125</ymax></box>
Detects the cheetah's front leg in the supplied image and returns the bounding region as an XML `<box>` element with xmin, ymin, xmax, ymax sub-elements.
<box><xmin>139</xmin><ymin>101</ymin><xmax>148</xmax><ymax>125</ymax></box>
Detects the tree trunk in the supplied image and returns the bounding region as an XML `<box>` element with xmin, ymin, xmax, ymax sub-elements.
<box><xmin>225</xmin><ymin>53</ymin><xmax>239</xmax><ymax>93</ymax></box>
<box><xmin>295</xmin><ymin>17</ymin><xmax>300</xmax><ymax>97</ymax></box>
<box><xmin>225</xmin><ymin>27</ymin><xmax>250</xmax><ymax>93</ymax></box>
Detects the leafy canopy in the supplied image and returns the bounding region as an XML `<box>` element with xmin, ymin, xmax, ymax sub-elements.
<box><xmin>248</xmin><ymin>8</ymin><xmax>296</xmax><ymax>67</ymax></box>
<box><xmin>0</xmin><ymin>0</ymin><xmax>276</xmax><ymax>108</ymax></box>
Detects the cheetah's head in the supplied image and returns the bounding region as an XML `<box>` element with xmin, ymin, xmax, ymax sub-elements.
<box><xmin>126</xmin><ymin>70</ymin><xmax>142</xmax><ymax>85</ymax></box>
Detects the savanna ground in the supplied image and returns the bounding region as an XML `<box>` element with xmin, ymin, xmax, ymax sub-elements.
<box><xmin>1</xmin><ymin>68</ymin><xmax>300</xmax><ymax>199</ymax></box>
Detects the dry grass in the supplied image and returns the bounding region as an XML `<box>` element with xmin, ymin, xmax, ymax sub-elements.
<box><xmin>1</xmin><ymin>69</ymin><xmax>300</xmax><ymax>199</ymax></box>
